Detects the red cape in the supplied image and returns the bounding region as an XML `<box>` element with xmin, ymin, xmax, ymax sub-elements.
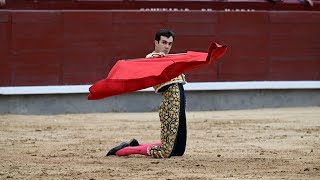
<box><xmin>88</xmin><ymin>42</ymin><xmax>227</xmax><ymax>100</ymax></box>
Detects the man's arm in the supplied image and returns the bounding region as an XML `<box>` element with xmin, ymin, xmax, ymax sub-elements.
<box><xmin>146</xmin><ymin>52</ymin><xmax>166</xmax><ymax>58</ymax></box>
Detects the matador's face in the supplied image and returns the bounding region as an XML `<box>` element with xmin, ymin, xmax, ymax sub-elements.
<box><xmin>154</xmin><ymin>36</ymin><xmax>174</xmax><ymax>55</ymax></box>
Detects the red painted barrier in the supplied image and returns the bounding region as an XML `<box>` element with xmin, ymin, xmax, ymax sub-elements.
<box><xmin>0</xmin><ymin>10</ymin><xmax>319</xmax><ymax>86</ymax></box>
<box><xmin>2</xmin><ymin>0</ymin><xmax>320</xmax><ymax>11</ymax></box>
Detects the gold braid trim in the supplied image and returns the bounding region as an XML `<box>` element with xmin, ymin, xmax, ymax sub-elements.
<box><xmin>153</xmin><ymin>74</ymin><xmax>186</xmax><ymax>93</ymax></box>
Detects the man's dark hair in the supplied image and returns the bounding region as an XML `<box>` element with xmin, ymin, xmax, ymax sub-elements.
<box><xmin>155</xmin><ymin>29</ymin><xmax>175</xmax><ymax>42</ymax></box>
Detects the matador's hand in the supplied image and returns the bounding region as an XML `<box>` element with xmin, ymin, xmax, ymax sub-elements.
<box><xmin>147</xmin><ymin>52</ymin><xmax>166</xmax><ymax>58</ymax></box>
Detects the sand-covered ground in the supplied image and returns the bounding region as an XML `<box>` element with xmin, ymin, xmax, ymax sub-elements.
<box><xmin>0</xmin><ymin>107</ymin><xmax>319</xmax><ymax>179</ymax></box>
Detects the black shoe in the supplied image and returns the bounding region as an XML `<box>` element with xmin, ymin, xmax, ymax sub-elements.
<box><xmin>106</xmin><ymin>142</ymin><xmax>129</xmax><ymax>156</ymax></box>
<box><xmin>128</xmin><ymin>138</ymin><xmax>139</xmax><ymax>146</ymax></box>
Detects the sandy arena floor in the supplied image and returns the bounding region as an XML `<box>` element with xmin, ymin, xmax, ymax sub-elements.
<box><xmin>0</xmin><ymin>107</ymin><xmax>319</xmax><ymax>179</ymax></box>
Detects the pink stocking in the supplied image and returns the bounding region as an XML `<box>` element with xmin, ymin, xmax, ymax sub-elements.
<box><xmin>115</xmin><ymin>142</ymin><xmax>161</xmax><ymax>156</ymax></box>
